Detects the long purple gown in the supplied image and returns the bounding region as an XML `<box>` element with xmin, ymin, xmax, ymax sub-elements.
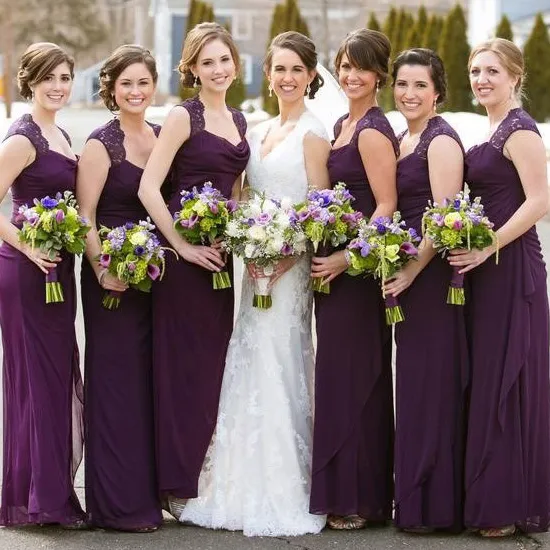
<box><xmin>464</xmin><ymin>108</ymin><xmax>550</xmax><ymax>532</ymax></box>
<box><xmin>81</xmin><ymin>119</ymin><xmax>162</xmax><ymax>530</ymax></box>
<box><xmin>394</xmin><ymin>116</ymin><xmax>468</xmax><ymax>531</ymax></box>
<box><xmin>153</xmin><ymin>96</ymin><xmax>249</xmax><ymax>499</ymax></box>
<box><xmin>0</xmin><ymin>114</ymin><xmax>85</xmax><ymax>526</ymax></box>
<box><xmin>310</xmin><ymin>107</ymin><xmax>397</xmax><ymax>521</ymax></box>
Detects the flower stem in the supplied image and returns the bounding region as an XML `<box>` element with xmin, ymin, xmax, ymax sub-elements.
<box><xmin>213</xmin><ymin>270</ymin><xmax>231</xmax><ymax>290</ymax></box>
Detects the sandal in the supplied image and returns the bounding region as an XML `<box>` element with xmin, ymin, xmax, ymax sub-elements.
<box><xmin>479</xmin><ymin>525</ymin><xmax>516</xmax><ymax>538</ymax></box>
<box><xmin>162</xmin><ymin>497</ymin><xmax>187</xmax><ymax>521</ymax></box>
<box><xmin>327</xmin><ymin>514</ymin><xmax>367</xmax><ymax>530</ymax></box>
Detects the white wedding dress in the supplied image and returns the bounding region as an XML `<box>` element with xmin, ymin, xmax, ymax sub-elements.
<box><xmin>180</xmin><ymin>110</ymin><xmax>328</xmax><ymax>537</ymax></box>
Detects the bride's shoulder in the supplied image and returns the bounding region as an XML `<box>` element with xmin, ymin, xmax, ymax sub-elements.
<box><xmin>299</xmin><ymin>110</ymin><xmax>329</xmax><ymax>142</ymax></box>
<box><xmin>247</xmin><ymin>117</ymin><xmax>273</xmax><ymax>142</ymax></box>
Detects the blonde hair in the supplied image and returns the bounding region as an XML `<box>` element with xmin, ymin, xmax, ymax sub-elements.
<box><xmin>17</xmin><ymin>42</ymin><xmax>74</xmax><ymax>100</ymax></box>
<box><xmin>468</xmin><ymin>38</ymin><xmax>524</xmax><ymax>97</ymax></box>
<box><xmin>177</xmin><ymin>22</ymin><xmax>241</xmax><ymax>88</ymax></box>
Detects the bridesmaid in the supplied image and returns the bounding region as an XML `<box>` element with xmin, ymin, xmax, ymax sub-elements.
<box><xmin>310</xmin><ymin>28</ymin><xmax>398</xmax><ymax>529</ymax></box>
<box><xmin>384</xmin><ymin>48</ymin><xmax>468</xmax><ymax>533</ymax></box>
<box><xmin>77</xmin><ymin>45</ymin><xmax>162</xmax><ymax>532</ymax></box>
<box><xmin>449</xmin><ymin>38</ymin><xmax>550</xmax><ymax>537</ymax></box>
<box><xmin>0</xmin><ymin>43</ymin><xmax>85</xmax><ymax>528</ymax></box>
<box><xmin>138</xmin><ymin>22</ymin><xmax>250</xmax><ymax>517</ymax></box>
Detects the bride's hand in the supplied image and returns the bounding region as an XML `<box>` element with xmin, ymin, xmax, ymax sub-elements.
<box><xmin>311</xmin><ymin>250</ymin><xmax>348</xmax><ymax>284</ymax></box>
<box><xmin>268</xmin><ymin>256</ymin><xmax>298</xmax><ymax>289</ymax></box>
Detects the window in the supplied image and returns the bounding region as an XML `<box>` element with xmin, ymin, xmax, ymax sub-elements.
<box><xmin>240</xmin><ymin>54</ymin><xmax>253</xmax><ymax>85</ymax></box>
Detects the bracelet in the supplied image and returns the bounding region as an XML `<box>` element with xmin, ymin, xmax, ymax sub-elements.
<box><xmin>344</xmin><ymin>249</ymin><xmax>351</xmax><ymax>267</ymax></box>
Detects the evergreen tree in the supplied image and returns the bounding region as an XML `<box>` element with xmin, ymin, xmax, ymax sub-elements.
<box><xmin>224</xmin><ymin>22</ymin><xmax>247</xmax><ymax>109</ymax></box>
<box><xmin>383</xmin><ymin>6</ymin><xmax>398</xmax><ymax>48</ymax></box>
<box><xmin>495</xmin><ymin>14</ymin><xmax>513</xmax><ymax>41</ymax></box>
<box><xmin>439</xmin><ymin>5</ymin><xmax>472</xmax><ymax>111</ymax></box>
<box><xmin>261</xmin><ymin>0</ymin><xmax>310</xmax><ymax>115</ymax></box>
<box><xmin>367</xmin><ymin>12</ymin><xmax>381</xmax><ymax>32</ymax></box>
<box><xmin>392</xmin><ymin>8</ymin><xmax>409</xmax><ymax>56</ymax></box>
<box><xmin>406</xmin><ymin>5</ymin><xmax>428</xmax><ymax>49</ymax></box>
<box><xmin>422</xmin><ymin>14</ymin><xmax>443</xmax><ymax>52</ymax></box>
<box><xmin>523</xmin><ymin>13</ymin><xmax>550</xmax><ymax>121</ymax></box>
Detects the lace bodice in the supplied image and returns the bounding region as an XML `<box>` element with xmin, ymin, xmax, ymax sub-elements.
<box><xmin>246</xmin><ymin>110</ymin><xmax>328</xmax><ymax>203</ymax></box>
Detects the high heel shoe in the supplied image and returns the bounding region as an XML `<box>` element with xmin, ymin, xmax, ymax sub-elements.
<box><xmin>162</xmin><ymin>497</ymin><xmax>187</xmax><ymax>521</ymax></box>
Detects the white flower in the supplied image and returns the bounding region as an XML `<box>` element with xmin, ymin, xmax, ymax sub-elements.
<box><xmin>247</xmin><ymin>200</ymin><xmax>262</xmax><ymax>218</ymax></box>
<box><xmin>263</xmin><ymin>199</ymin><xmax>278</xmax><ymax>214</ymax></box>
<box><xmin>248</xmin><ymin>225</ymin><xmax>267</xmax><ymax>241</ymax></box>
<box><xmin>225</xmin><ymin>220</ymin><xmax>240</xmax><ymax>237</ymax></box>
<box><xmin>244</xmin><ymin>243</ymin><xmax>257</xmax><ymax>258</ymax></box>
<box><xmin>268</xmin><ymin>237</ymin><xmax>284</xmax><ymax>255</ymax></box>
<box><xmin>280</xmin><ymin>197</ymin><xmax>293</xmax><ymax>210</ymax></box>
<box><xmin>276</xmin><ymin>213</ymin><xmax>291</xmax><ymax>228</ymax></box>
<box><xmin>130</xmin><ymin>231</ymin><xmax>148</xmax><ymax>246</ymax></box>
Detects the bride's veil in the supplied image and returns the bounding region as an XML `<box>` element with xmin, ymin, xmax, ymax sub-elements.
<box><xmin>305</xmin><ymin>63</ymin><xmax>348</xmax><ymax>141</ymax></box>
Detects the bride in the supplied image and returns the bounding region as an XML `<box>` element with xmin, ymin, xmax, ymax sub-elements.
<box><xmin>180</xmin><ymin>31</ymin><xmax>332</xmax><ymax>536</ymax></box>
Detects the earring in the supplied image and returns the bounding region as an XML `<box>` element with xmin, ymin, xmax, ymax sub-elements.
<box><xmin>268</xmin><ymin>83</ymin><xmax>273</xmax><ymax>98</ymax></box>
<box><xmin>376</xmin><ymin>80</ymin><xmax>380</xmax><ymax>92</ymax></box>
<box><xmin>433</xmin><ymin>98</ymin><xmax>437</xmax><ymax>111</ymax></box>
<box><xmin>306</xmin><ymin>83</ymin><xmax>311</xmax><ymax>96</ymax></box>
<box><xmin>193</xmin><ymin>75</ymin><xmax>199</xmax><ymax>88</ymax></box>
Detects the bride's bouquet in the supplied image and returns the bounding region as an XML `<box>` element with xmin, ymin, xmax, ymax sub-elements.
<box><xmin>346</xmin><ymin>213</ymin><xmax>419</xmax><ymax>325</ymax></box>
<box><xmin>422</xmin><ymin>191</ymin><xmax>497</xmax><ymax>305</ymax></box>
<box><xmin>17</xmin><ymin>191</ymin><xmax>90</xmax><ymax>303</ymax></box>
<box><xmin>223</xmin><ymin>194</ymin><xmax>307</xmax><ymax>309</ymax></box>
<box><xmin>174</xmin><ymin>182</ymin><xmax>237</xmax><ymax>290</ymax></box>
<box><xmin>295</xmin><ymin>182</ymin><xmax>363</xmax><ymax>294</ymax></box>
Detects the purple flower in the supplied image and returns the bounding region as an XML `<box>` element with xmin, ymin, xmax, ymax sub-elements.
<box><xmin>409</xmin><ymin>228</ymin><xmax>419</xmax><ymax>241</ymax></box>
<box><xmin>99</xmin><ymin>254</ymin><xmax>111</xmax><ymax>268</ymax></box>
<box><xmin>256</xmin><ymin>212</ymin><xmax>272</xmax><ymax>225</ymax></box>
<box><xmin>125</xmin><ymin>222</ymin><xmax>135</xmax><ymax>230</ymax></box>
<box><xmin>360</xmin><ymin>242</ymin><xmax>371</xmax><ymax>257</ymax></box>
<box><xmin>375</xmin><ymin>223</ymin><xmax>387</xmax><ymax>235</ymax></box>
<box><xmin>453</xmin><ymin>220</ymin><xmax>463</xmax><ymax>230</ymax></box>
<box><xmin>127</xmin><ymin>262</ymin><xmax>136</xmax><ymax>273</ymax></box>
<box><xmin>134</xmin><ymin>245</ymin><xmax>145</xmax><ymax>256</ymax></box>
<box><xmin>400</xmin><ymin>242</ymin><xmax>418</xmax><ymax>256</ymax></box>
<box><xmin>209</xmin><ymin>202</ymin><xmax>219</xmax><ymax>215</ymax></box>
<box><xmin>297</xmin><ymin>210</ymin><xmax>310</xmax><ymax>222</ymax></box>
<box><xmin>226</xmin><ymin>199</ymin><xmax>238</xmax><ymax>213</ymax></box>
<box><xmin>434</xmin><ymin>214</ymin><xmax>445</xmax><ymax>227</ymax></box>
<box><xmin>147</xmin><ymin>263</ymin><xmax>161</xmax><ymax>280</ymax></box>
<box><xmin>281</xmin><ymin>243</ymin><xmax>293</xmax><ymax>256</ymax></box>
<box><xmin>55</xmin><ymin>209</ymin><xmax>65</xmax><ymax>223</ymax></box>
<box><xmin>453</xmin><ymin>199</ymin><xmax>461</xmax><ymax>209</ymax></box>
<box><xmin>181</xmin><ymin>213</ymin><xmax>198</xmax><ymax>229</ymax></box>
<box><xmin>40</xmin><ymin>196</ymin><xmax>59</xmax><ymax>210</ymax></box>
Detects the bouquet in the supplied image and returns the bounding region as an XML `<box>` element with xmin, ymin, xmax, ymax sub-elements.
<box><xmin>422</xmin><ymin>191</ymin><xmax>497</xmax><ymax>305</ymax></box>
<box><xmin>346</xmin><ymin>213</ymin><xmax>420</xmax><ymax>324</ymax></box>
<box><xmin>98</xmin><ymin>220</ymin><xmax>167</xmax><ymax>310</ymax></box>
<box><xmin>17</xmin><ymin>191</ymin><xmax>90</xmax><ymax>304</ymax></box>
<box><xmin>295</xmin><ymin>183</ymin><xmax>363</xmax><ymax>294</ymax></box>
<box><xmin>174</xmin><ymin>182</ymin><xmax>237</xmax><ymax>290</ymax></box>
<box><xmin>223</xmin><ymin>193</ymin><xmax>307</xmax><ymax>309</ymax></box>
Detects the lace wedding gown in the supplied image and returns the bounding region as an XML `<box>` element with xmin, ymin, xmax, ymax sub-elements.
<box><xmin>180</xmin><ymin>110</ymin><xmax>328</xmax><ymax>536</ymax></box>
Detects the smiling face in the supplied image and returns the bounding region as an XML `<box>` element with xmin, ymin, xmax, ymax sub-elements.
<box><xmin>192</xmin><ymin>38</ymin><xmax>236</xmax><ymax>93</ymax></box>
<box><xmin>32</xmin><ymin>61</ymin><xmax>72</xmax><ymax>112</ymax></box>
<box><xmin>267</xmin><ymin>47</ymin><xmax>313</xmax><ymax>104</ymax></box>
<box><xmin>337</xmin><ymin>52</ymin><xmax>378</xmax><ymax>102</ymax></box>
<box><xmin>394</xmin><ymin>64</ymin><xmax>438</xmax><ymax>123</ymax></box>
<box><xmin>113</xmin><ymin>62</ymin><xmax>155</xmax><ymax>114</ymax></box>
<box><xmin>469</xmin><ymin>50</ymin><xmax>518</xmax><ymax>108</ymax></box>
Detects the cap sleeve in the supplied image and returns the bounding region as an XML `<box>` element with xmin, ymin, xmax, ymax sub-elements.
<box><xmin>230</xmin><ymin>108</ymin><xmax>247</xmax><ymax>139</ymax></box>
<box><xmin>355</xmin><ymin>107</ymin><xmax>399</xmax><ymax>157</ymax></box>
<box><xmin>417</xmin><ymin>116</ymin><xmax>464</xmax><ymax>159</ymax></box>
<box><xmin>87</xmin><ymin>119</ymin><xmax>125</xmax><ymax>165</ymax></box>
<box><xmin>490</xmin><ymin>108</ymin><xmax>540</xmax><ymax>152</ymax></box>
<box><xmin>301</xmin><ymin>111</ymin><xmax>330</xmax><ymax>142</ymax></box>
<box><xmin>180</xmin><ymin>95</ymin><xmax>204</xmax><ymax>138</ymax></box>
<box><xmin>3</xmin><ymin>113</ymin><xmax>48</xmax><ymax>156</ymax></box>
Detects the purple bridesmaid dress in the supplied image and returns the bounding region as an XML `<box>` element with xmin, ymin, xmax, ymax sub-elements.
<box><xmin>394</xmin><ymin>116</ymin><xmax>468</xmax><ymax>531</ymax></box>
<box><xmin>310</xmin><ymin>107</ymin><xmax>398</xmax><ymax>521</ymax></box>
<box><xmin>81</xmin><ymin>119</ymin><xmax>162</xmax><ymax>530</ymax></box>
<box><xmin>0</xmin><ymin>114</ymin><xmax>85</xmax><ymax>526</ymax></box>
<box><xmin>464</xmin><ymin>108</ymin><xmax>550</xmax><ymax>532</ymax></box>
<box><xmin>153</xmin><ymin>96</ymin><xmax>249</xmax><ymax>499</ymax></box>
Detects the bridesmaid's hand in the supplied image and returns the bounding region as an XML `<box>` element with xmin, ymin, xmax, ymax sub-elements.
<box><xmin>98</xmin><ymin>270</ymin><xmax>128</xmax><ymax>292</ymax></box>
<box><xmin>384</xmin><ymin>263</ymin><xmax>418</xmax><ymax>297</ymax></box>
<box><xmin>21</xmin><ymin>243</ymin><xmax>60</xmax><ymax>274</ymax></box>
<box><xmin>179</xmin><ymin>242</ymin><xmax>225</xmax><ymax>272</ymax></box>
<box><xmin>268</xmin><ymin>256</ymin><xmax>298</xmax><ymax>289</ymax></box>
<box><xmin>448</xmin><ymin>246</ymin><xmax>495</xmax><ymax>274</ymax></box>
<box><xmin>311</xmin><ymin>250</ymin><xmax>348</xmax><ymax>284</ymax></box>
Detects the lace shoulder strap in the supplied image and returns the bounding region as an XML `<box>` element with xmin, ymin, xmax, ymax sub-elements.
<box><xmin>354</xmin><ymin>107</ymin><xmax>399</xmax><ymax>157</ymax></box>
<box><xmin>3</xmin><ymin>113</ymin><xmax>48</xmax><ymax>155</ymax></box>
<box><xmin>180</xmin><ymin>95</ymin><xmax>204</xmax><ymax>137</ymax></box>
<box><xmin>333</xmin><ymin>114</ymin><xmax>347</xmax><ymax>141</ymax></box>
<box><xmin>87</xmin><ymin>118</ymin><xmax>125</xmax><ymax>165</ymax></box>
<box><xmin>299</xmin><ymin>110</ymin><xmax>329</xmax><ymax>142</ymax></box>
<box><xmin>490</xmin><ymin>108</ymin><xmax>540</xmax><ymax>152</ymax></box>
<box><xmin>229</xmin><ymin>108</ymin><xmax>247</xmax><ymax>139</ymax></box>
<box><xmin>416</xmin><ymin>116</ymin><xmax>464</xmax><ymax>159</ymax></box>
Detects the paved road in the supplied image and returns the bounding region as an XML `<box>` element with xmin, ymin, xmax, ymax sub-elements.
<box><xmin>0</xmin><ymin>108</ymin><xmax>549</xmax><ymax>548</ymax></box>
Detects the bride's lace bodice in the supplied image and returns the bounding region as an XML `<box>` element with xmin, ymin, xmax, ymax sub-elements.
<box><xmin>180</xmin><ymin>109</ymin><xmax>329</xmax><ymax>537</ymax></box>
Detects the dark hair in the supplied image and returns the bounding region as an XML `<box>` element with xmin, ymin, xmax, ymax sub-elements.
<box><xmin>18</xmin><ymin>42</ymin><xmax>74</xmax><ymax>100</ymax></box>
<box><xmin>392</xmin><ymin>48</ymin><xmax>447</xmax><ymax>104</ymax></box>
<box><xmin>334</xmin><ymin>29</ymin><xmax>391</xmax><ymax>87</ymax></box>
<box><xmin>178</xmin><ymin>22</ymin><xmax>241</xmax><ymax>88</ymax></box>
<box><xmin>263</xmin><ymin>31</ymin><xmax>324</xmax><ymax>99</ymax></box>
<box><xmin>99</xmin><ymin>44</ymin><xmax>158</xmax><ymax>111</ymax></box>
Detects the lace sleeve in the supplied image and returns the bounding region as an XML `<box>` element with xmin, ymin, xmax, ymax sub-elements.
<box><xmin>354</xmin><ymin>107</ymin><xmax>399</xmax><ymax>157</ymax></box>
<box><xmin>490</xmin><ymin>108</ymin><xmax>540</xmax><ymax>152</ymax></box>
<box><xmin>180</xmin><ymin>96</ymin><xmax>204</xmax><ymax>138</ymax></box>
<box><xmin>230</xmin><ymin>109</ymin><xmax>247</xmax><ymax>139</ymax></box>
<box><xmin>87</xmin><ymin>119</ymin><xmax>125</xmax><ymax>165</ymax></box>
<box><xmin>333</xmin><ymin>114</ymin><xmax>347</xmax><ymax>141</ymax></box>
<box><xmin>3</xmin><ymin>113</ymin><xmax>48</xmax><ymax>155</ymax></box>
<box><xmin>416</xmin><ymin>116</ymin><xmax>464</xmax><ymax>159</ymax></box>
<box><xmin>301</xmin><ymin>111</ymin><xmax>329</xmax><ymax>142</ymax></box>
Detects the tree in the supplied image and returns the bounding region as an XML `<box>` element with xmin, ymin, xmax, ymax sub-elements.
<box><xmin>495</xmin><ymin>14</ymin><xmax>513</xmax><ymax>41</ymax></box>
<box><xmin>367</xmin><ymin>12</ymin><xmax>381</xmax><ymax>32</ymax></box>
<box><xmin>406</xmin><ymin>5</ymin><xmax>428</xmax><ymax>49</ymax></box>
<box><xmin>261</xmin><ymin>0</ymin><xmax>310</xmax><ymax>115</ymax></box>
<box><xmin>383</xmin><ymin>6</ymin><xmax>398</xmax><ymax>50</ymax></box>
<box><xmin>422</xmin><ymin>14</ymin><xmax>443</xmax><ymax>52</ymax></box>
<box><xmin>439</xmin><ymin>5</ymin><xmax>472</xmax><ymax>111</ymax></box>
<box><xmin>523</xmin><ymin>13</ymin><xmax>550</xmax><ymax>121</ymax></box>
<box><xmin>392</xmin><ymin>8</ymin><xmax>410</xmax><ymax>56</ymax></box>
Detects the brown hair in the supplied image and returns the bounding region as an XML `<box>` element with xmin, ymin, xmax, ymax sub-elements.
<box><xmin>99</xmin><ymin>44</ymin><xmax>158</xmax><ymax>112</ymax></box>
<box><xmin>334</xmin><ymin>29</ymin><xmax>391</xmax><ymax>87</ymax></box>
<box><xmin>178</xmin><ymin>22</ymin><xmax>241</xmax><ymax>88</ymax></box>
<box><xmin>392</xmin><ymin>48</ymin><xmax>448</xmax><ymax>105</ymax></box>
<box><xmin>468</xmin><ymin>38</ymin><xmax>524</xmax><ymax>97</ymax></box>
<box><xmin>17</xmin><ymin>42</ymin><xmax>74</xmax><ymax>100</ymax></box>
<box><xmin>263</xmin><ymin>31</ymin><xmax>324</xmax><ymax>99</ymax></box>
